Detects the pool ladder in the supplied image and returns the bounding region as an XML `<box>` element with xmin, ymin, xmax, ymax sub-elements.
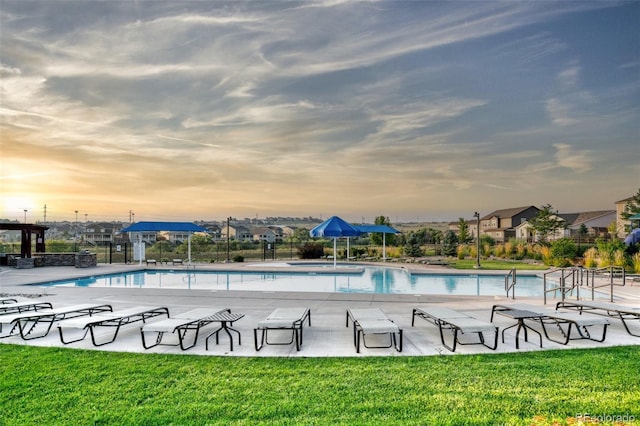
<box><xmin>504</xmin><ymin>268</ymin><xmax>516</xmax><ymax>299</ymax></box>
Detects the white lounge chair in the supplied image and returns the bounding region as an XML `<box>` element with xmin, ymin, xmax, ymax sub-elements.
<box><xmin>491</xmin><ymin>303</ymin><xmax>610</xmax><ymax>345</ymax></box>
<box><xmin>0</xmin><ymin>304</ymin><xmax>113</xmax><ymax>340</ymax></box>
<box><xmin>140</xmin><ymin>308</ymin><xmax>230</xmax><ymax>350</ymax></box>
<box><xmin>0</xmin><ymin>300</ymin><xmax>53</xmax><ymax>315</ymax></box>
<box><xmin>412</xmin><ymin>306</ymin><xmax>498</xmax><ymax>352</ymax></box>
<box><xmin>57</xmin><ymin>306</ymin><xmax>169</xmax><ymax>346</ymax></box>
<box><xmin>346</xmin><ymin>308</ymin><xmax>402</xmax><ymax>353</ymax></box>
<box><xmin>254</xmin><ymin>308</ymin><xmax>311</xmax><ymax>351</ymax></box>
<box><xmin>556</xmin><ymin>300</ymin><xmax>640</xmax><ymax>337</ymax></box>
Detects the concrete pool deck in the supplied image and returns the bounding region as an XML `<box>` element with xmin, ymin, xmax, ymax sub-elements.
<box><xmin>1</xmin><ymin>261</ymin><xmax>639</xmax><ymax>357</ymax></box>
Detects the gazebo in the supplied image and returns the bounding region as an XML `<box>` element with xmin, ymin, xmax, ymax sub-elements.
<box><xmin>119</xmin><ymin>221</ymin><xmax>208</xmax><ymax>265</ymax></box>
<box><xmin>0</xmin><ymin>223</ymin><xmax>48</xmax><ymax>258</ymax></box>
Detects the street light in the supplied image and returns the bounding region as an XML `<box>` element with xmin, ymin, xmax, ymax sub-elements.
<box><xmin>474</xmin><ymin>211</ymin><xmax>481</xmax><ymax>269</ymax></box>
<box><xmin>74</xmin><ymin>210</ymin><xmax>79</xmax><ymax>252</ymax></box>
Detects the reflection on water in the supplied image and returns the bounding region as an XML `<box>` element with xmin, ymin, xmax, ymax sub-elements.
<box><xmin>41</xmin><ymin>268</ymin><xmax>548</xmax><ymax>297</ymax></box>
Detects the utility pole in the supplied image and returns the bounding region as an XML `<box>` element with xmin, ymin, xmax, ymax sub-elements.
<box><xmin>474</xmin><ymin>212</ymin><xmax>481</xmax><ymax>269</ymax></box>
<box><xmin>226</xmin><ymin>217</ymin><xmax>231</xmax><ymax>262</ymax></box>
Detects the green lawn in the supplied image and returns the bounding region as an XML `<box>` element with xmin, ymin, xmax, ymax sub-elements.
<box><xmin>450</xmin><ymin>259</ymin><xmax>549</xmax><ymax>270</ymax></box>
<box><xmin>2</xmin><ymin>345</ymin><xmax>638</xmax><ymax>425</ymax></box>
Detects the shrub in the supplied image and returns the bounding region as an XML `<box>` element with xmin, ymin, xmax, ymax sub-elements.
<box><xmin>632</xmin><ymin>253</ymin><xmax>640</xmax><ymax>273</ymax></box>
<box><xmin>232</xmin><ymin>255</ymin><xmax>244</xmax><ymax>262</ymax></box>
<box><xmin>494</xmin><ymin>244</ymin><xmax>505</xmax><ymax>258</ymax></box>
<box><xmin>504</xmin><ymin>241</ymin><xmax>513</xmax><ymax>257</ymax></box>
<box><xmin>597</xmin><ymin>251</ymin><xmax>612</xmax><ymax>268</ymax></box>
<box><xmin>298</xmin><ymin>243</ymin><xmax>325</xmax><ymax>259</ymax></box>
<box><xmin>550</xmin><ymin>238</ymin><xmax>578</xmax><ymax>265</ymax></box>
<box><xmin>613</xmin><ymin>250</ymin><xmax>627</xmax><ymax>268</ymax></box>
<box><xmin>584</xmin><ymin>247</ymin><xmax>598</xmax><ymax>268</ymax></box>
<box><xmin>456</xmin><ymin>245</ymin><xmax>467</xmax><ymax>259</ymax></box>
<box><xmin>538</xmin><ymin>245</ymin><xmax>552</xmax><ymax>265</ymax></box>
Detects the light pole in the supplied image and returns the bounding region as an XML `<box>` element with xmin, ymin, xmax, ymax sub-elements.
<box><xmin>474</xmin><ymin>211</ymin><xmax>481</xmax><ymax>269</ymax></box>
<box><xmin>74</xmin><ymin>210</ymin><xmax>79</xmax><ymax>251</ymax></box>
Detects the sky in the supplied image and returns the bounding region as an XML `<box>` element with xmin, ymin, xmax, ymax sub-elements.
<box><xmin>1</xmin><ymin>1</ymin><xmax>639</xmax><ymax>224</ymax></box>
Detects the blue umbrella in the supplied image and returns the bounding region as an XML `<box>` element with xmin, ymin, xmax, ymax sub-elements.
<box><xmin>624</xmin><ymin>228</ymin><xmax>640</xmax><ymax>246</ymax></box>
<box><xmin>310</xmin><ymin>216</ymin><xmax>361</xmax><ymax>268</ymax></box>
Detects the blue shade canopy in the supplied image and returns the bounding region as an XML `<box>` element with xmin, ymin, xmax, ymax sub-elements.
<box><xmin>624</xmin><ymin>228</ymin><xmax>640</xmax><ymax>246</ymax></box>
<box><xmin>309</xmin><ymin>216</ymin><xmax>361</xmax><ymax>238</ymax></box>
<box><xmin>120</xmin><ymin>221</ymin><xmax>208</xmax><ymax>233</ymax></box>
<box><xmin>355</xmin><ymin>224</ymin><xmax>399</xmax><ymax>234</ymax></box>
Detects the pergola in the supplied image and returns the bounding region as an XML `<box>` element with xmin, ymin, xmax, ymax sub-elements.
<box><xmin>119</xmin><ymin>221</ymin><xmax>208</xmax><ymax>265</ymax></box>
<box><xmin>0</xmin><ymin>223</ymin><xmax>49</xmax><ymax>258</ymax></box>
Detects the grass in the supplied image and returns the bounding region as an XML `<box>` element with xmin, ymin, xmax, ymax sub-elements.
<box><xmin>450</xmin><ymin>259</ymin><xmax>549</xmax><ymax>270</ymax></box>
<box><xmin>1</xmin><ymin>345</ymin><xmax>639</xmax><ymax>425</ymax></box>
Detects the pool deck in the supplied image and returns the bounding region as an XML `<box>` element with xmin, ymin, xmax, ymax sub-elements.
<box><xmin>1</xmin><ymin>261</ymin><xmax>639</xmax><ymax>357</ymax></box>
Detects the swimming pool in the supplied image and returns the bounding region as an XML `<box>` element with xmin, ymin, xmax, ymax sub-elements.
<box><xmin>39</xmin><ymin>267</ymin><xmax>550</xmax><ymax>297</ymax></box>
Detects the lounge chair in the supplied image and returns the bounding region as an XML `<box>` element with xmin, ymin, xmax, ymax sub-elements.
<box><xmin>140</xmin><ymin>308</ymin><xmax>230</xmax><ymax>350</ymax></box>
<box><xmin>412</xmin><ymin>306</ymin><xmax>498</xmax><ymax>352</ymax></box>
<box><xmin>491</xmin><ymin>303</ymin><xmax>610</xmax><ymax>345</ymax></box>
<box><xmin>1</xmin><ymin>298</ymin><xmax>18</xmax><ymax>304</ymax></box>
<box><xmin>346</xmin><ymin>308</ymin><xmax>402</xmax><ymax>353</ymax></box>
<box><xmin>57</xmin><ymin>306</ymin><xmax>169</xmax><ymax>346</ymax></box>
<box><xmin>0</xmin><ymin>300</ymin><xmax>53</xmax><ymax>315</ymax></box>
<box><xmin>0</xmin><ymin>304</ymin><xmax>113</xmax><ymax>340</ymax></box>
<box><xmin>254</xmin><ymin>308</ymin><xmax>311</xmax><ymax>351</ymax></box>
<box><xmin>556</xmin><ymin>301</ymin><xmax>640</xmax><ymax>337</ymax></box>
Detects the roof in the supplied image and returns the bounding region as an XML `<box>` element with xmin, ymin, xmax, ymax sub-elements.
<box><xmin>355</xmin><ymin>225</ymin><xmax>399</xmax><ymax>234</ymax></box>
<box><xmin>120</xmin><ymin>221</ymin><xmax>208</xmax><ymax>233</ymax></box>
<box><xmin>481</xmin><ymin>206</ymin><xmax>538</xmax><ymax>220</ymax></box>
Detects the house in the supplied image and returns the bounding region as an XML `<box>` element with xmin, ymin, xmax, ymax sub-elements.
<box><xmin>480</xmin><ymin>206</ymin><xmax>540</xmax><ymax>243</ymax></box>
<box><xmin>615</xmin><ymin>196</ymin><xmax>638</xmax><ymax>238</ymax></box>
<box><xmin>252</xmin><ymin>227</ymin><xmax>277</xmax><ymax>243</ymax></box>
<box><xmin>221</xmin><ymin>224</ymin><xmax>252</xmax><ymax>242</ymax></box>
<box><xmin>514</xmin><ymin>210</ymin><xmax>615</xmax><ymax>242</ymax></box>
<box><xmin>565</xmin><ymin>210</ymin><xmax>616</xmax><ymax>241</ymax></box>
<box><xmin>448</xmin><ymin>219</ymin><xmax>480</xmax><ymax>239</ymax></box>
<box><xmin>83</xmin><ymin>222</ymin><xmax>123</xmax><ymax>246</ymax></box>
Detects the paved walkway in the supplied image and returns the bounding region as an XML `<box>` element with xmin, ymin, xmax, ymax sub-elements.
<box><xmin>1</xmin><ymin>262</ymin><xmax>639</xmax><ymax>357</ymax></box>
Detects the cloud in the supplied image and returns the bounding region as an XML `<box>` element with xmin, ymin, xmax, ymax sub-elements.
<box><xmin>553</xmin><ymin>143</ymin><xmax>592</xmax><ymax>173</ymax></box>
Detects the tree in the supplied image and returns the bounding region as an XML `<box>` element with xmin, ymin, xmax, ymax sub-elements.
<box><xmin>442</xmin><ymin>230</ymin><xmax>459</xmax><ymax>256</ymax></box>
<box><xmin>621</xmin><ymin>188</ymin><xmax>640</xmax><ymax>227</ymax></box>
<box><xmin>403</xmin><ymin>231</ymin><xmax>423</xmax><ymax>257</ymax></box>
<box><xmin>457</xmin><ymin>218</ymin><xmax>472</xmax><ymax>244</ymax></box>
<box><xmin>528</xmin><ymin>204</ymin><xmax>565</xmax><ymax>244</ymax></box>
<box><xmin>577</xmin><ymin>223</ymin><xmax>588</xmax><ymax>251</ymax></box>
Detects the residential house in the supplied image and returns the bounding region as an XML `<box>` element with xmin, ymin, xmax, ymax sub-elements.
<box><xmin>615</xmin><ymin>196</ymin><xmax>637</xmax><ymax>238</ymax></box>
<box><xmin>83</xmin><ymin>222</ymin><xmax>123</xmax><ymax>246</ymax></box>
<box><xmin>565</xmin><ymin>210</ymin><xmax>616</xmax><ymax>241</ymax></box>
<box><xmin>480</xmin><ymin>206</ymin><xmax>540</xmax><ymax>243</ymax></box>
<box><xmin>221</xmin><ymin>224</ymin><xmax>252</xmax><ymax>242</ymax></box>
<box><xmin>448</xmin><ymin>219</ymin><xmax>480</xmax><ymax>239</ymax></box>
<box><xmin>514</xmin><ymin>210</ymin><xmax>615</xmax><ymax>242</ymax></box>
<box><xmin>252</xmin><ymin>227</ymin><xmax>277</xmax><ymax>243</ymax></box>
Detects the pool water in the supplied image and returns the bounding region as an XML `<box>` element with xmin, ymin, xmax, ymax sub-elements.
<box><xmin>40</xmin><ymin>267</ymin><xmax>549</xmax><ymax>297</ymax></box>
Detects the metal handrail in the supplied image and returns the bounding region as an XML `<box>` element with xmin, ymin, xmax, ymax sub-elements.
<box><xmin>504</xmin><ymin>268</ymin><xmax>516</xmax><ymax>299</ymax></box>
<box><xmin>580</xmin><ymin>266</ymin><xmax>625</xmax><ymax>302</ymax></box>
<box><xmin>543</xmin><ymin>268</ymin><xmax>580</xmax><ymax>305</ymax></box>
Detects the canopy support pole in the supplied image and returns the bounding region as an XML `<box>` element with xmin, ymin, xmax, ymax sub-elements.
<box><xmin>383</xmin><ymin>233</ymin><xmax>386</xmax><ymax>262</ymax></box>
<box><xmin>188</xmin><ymin>233</ymin><xmax>192</xmax><ymax>265</ymax></box>
<box><xmin>333</xmin><ymin>238</ymin><xmax>337</xmax><ymax>269</ymax></box>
